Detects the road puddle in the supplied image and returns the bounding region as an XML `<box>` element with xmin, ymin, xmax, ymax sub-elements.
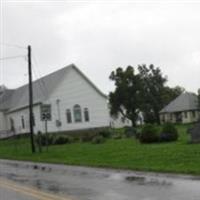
<box><xmin>125</xmin><ymin>175</ymin><xmax>172</xmax><ymax>186</ymax></box>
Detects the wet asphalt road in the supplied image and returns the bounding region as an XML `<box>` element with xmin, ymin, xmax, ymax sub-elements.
<box><xmin>0</xmin><ymin>187</ymin><xmax>35</xmax><ymax>200</ymax></box>
<box><xmin>0</xmin><ymin>159</ymin><xmax>200</xmax><ymax>200</ymax></box>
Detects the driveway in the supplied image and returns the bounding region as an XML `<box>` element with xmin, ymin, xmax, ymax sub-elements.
<box><xmin>0</xmin><ymin>159</ymin><xmax>200</xmax><ymax>200</ymax></box>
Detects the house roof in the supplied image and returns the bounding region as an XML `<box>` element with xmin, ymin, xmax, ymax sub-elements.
<box><xmin>160</xmin><ymin>92</ymin><xmax>199</xmax><ymax>113</ymax></box>
<box><xmin>0</xmin><ymin>64</ymin><xmax>107</xmax><ymax>113</ymax></box>
<box><xmin>0</xmin><ymin>89</ymin><xmax>15</xmax><ymax>111</ymax></box>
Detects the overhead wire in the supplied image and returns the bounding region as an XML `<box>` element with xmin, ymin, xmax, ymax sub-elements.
<box><xmin>32</xmin><ymin>65</ymin><xmax>48</xmax><ymax>99</ymax></box>
<box><xmin>0</xmin><ymin>43</ymin><xmax>26</xmax><ymax>60</ymax></box>
<box><xmin>31</xmin><ymin>52</ymin><xmax>62</xmax><ymax>123</ymax></box>
<box><xmin>0</xmin><ymin>45</ymin><xmax>50</xmax><ymax>106</ymax></box>
<box><xmin>0</xmin><ymin>44</ymin><xmax>48</xmax><ymax>99</ymax></box>
<box><xmin>0</xmin><ymin>43</ymin><xmax>27</xmax><ymax>50</ymax></box>
<box><xmin>32</xmin><ymin>52</ymin><xmax>49</xmax><ymax>101</ymax></box>
<box><xmin>0</xmin><ymin>42</ymin><xmax>27</xmax><ymax>87</ymax></box>
<box><xmin>32</xmin><ymin>55</ymin><xmax>59</xmax><ymax>122</ymax></box>
<box><xmin>0</xmin><ymin>55</ymin><xmax>26</xmax><ymax>61</ymax></box>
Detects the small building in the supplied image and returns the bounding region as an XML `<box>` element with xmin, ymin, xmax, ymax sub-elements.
<box><xmin>159</xmin><ymin>92</ymin><xmax>200</xmax><ymax>124</ymax></box>
<box><xmin>0</xmin><ymin>64</ymin><xmax>131</xmax><ymax>137</ymax></box>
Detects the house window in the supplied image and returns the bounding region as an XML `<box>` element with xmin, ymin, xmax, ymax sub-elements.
<box><xmin>10</xmin><ymin>118</ymin><xmax>15</xmax><ymax>132</ymax></box>
<box><xmin>161</xmin><ymin>115</ymin><xmax>165</xmax><ymax>123</ymax></box>
<box><xmin>121</xmin><ymin>117</ymin><xmax>125</xmax><ymax>123</ymax></box>
<box><xmin>170</xmin><ymin>114</ymin><xmax>173</xmax><ymax>121</ymax></box>
<box><xmin>21</xmin><ymin>116</ymin><xmax>25</xmax><ymax>129</ymax></box>
<box><xmin>73</xmin><ymin>104</ymin><xmax>82</xmax><ymax>122</ymax></box>
<box><xmin>66</xmin><ymin>109</ymin><xmax>72</xmax><ymax>123</ymax></box>
<box><xmin>84</xmin><ymin>108</ymin><xmax>90</xmax><ymax>122</ymax></box>
<box><xmin>184</xmin><ymin>112</ymin><xmax>188</xmax><ymax>118</ymax></box>
<box><xmin>192</xmin><ymin>111</ymin><xmax>196</xmax><ymax>118</ymax></box>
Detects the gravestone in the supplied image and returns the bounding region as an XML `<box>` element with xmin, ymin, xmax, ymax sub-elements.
<box><xmin>189</xmin><ymin>122</ymin><xmax>200</xmax><ymax>143</ymax></box>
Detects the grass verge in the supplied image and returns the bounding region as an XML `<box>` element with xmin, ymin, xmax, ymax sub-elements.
<box><xmin>0</xmin><ymin>124</ymin><xmax>200</xmax><ymax>175</ymax></box>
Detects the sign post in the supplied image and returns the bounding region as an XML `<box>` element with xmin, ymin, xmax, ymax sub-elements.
<box><xmin>40</xmin><ymin>104</ymin><xmax>51</xmax><ymax>151</ymax></box>
<box><xmin>45</xmin><ymin>119</ymin><xmax>48</xmax><ymax>151</ymax></box>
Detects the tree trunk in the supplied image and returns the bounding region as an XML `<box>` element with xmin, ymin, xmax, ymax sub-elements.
<box><xmin>131</xmin><ymin>118</ymin><xmax>136</xmax><ymax>127</ymax></box>
<box><xmin>155</xmin><ymin>111</ymin><xmax>160</xmax><ymax>125</ymax></box>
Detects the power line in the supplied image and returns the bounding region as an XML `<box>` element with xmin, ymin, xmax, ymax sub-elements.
<box><xmin>32</xmin><ymin>63</ymin><xmax>58</xmax><ymax>121</ymax></box>
<box><xmin>32</xmin><ymin>65</ymin><xmax>48</xmax><ymax>98</ymax></box>
<box><xmin>32</xmin><ymin>53</ymin><xmax>49</xmax><ymax>100</ymax></box>
<box><xmin>0</xmin><ymin>55</ymin><xmax>26</xmax><ymax>61</ymax></box>
<box><xmin>0</xmin><ymin>43</ymin><xmax>27</xmax><ymax>49</ymax></box>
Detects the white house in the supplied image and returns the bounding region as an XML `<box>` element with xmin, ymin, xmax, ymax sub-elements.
<box><xmin>160</xmin><ymin>92</ymin><xmax>200</xmax><ymax>124</ymax></box>
<box><xmin>0</xmin><ymin>64</ymin><xmax>130</xmax><ymax>137</ymax></box>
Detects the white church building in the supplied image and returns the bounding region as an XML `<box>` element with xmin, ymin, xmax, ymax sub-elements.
<box><xmin>0</xmin><ymin>64</ymin><xmax>130</xmax><ymax>137</ymax></box>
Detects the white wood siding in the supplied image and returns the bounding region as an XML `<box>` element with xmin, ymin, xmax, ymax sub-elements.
<box><xmin>5</xmin><ymin>105</ymin><xmax>42</xmax><ymax>134</ymax></box>
<box><xmin>0</xmin><ymin>112</ymin><xmax>7</xmax><ymax>131</ymax></box>
<box><xmin>160</xmin><ymin>110</ymin><xmax>200</xmax><ymax>124</ymax></box>
<box><xmin>5</xmin><ymin>67</ymin><xmax>110</xmax><ymax>134</ymax></box>
<box><xmin>43</xmin><ymin>67</ymin><xmax>110</xmax><ymax>132</ymax></box>
<box><xmin>1</xmin><ymin>67</ymin><xmax>127</xmax><ymax>134</ymax></box>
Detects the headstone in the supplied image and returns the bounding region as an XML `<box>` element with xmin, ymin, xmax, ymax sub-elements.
<box><xmin>189</xmin><ymin>122</ymin><xmax>200</xmax><ymax>143</ymax></box>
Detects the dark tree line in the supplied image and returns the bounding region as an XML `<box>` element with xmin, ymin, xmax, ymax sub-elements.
<box><xmin>198</xmin><ymin>89</ymin><xmax>200</xmax><ymax>110</ymax></box>
<box><xmin>109</xmin><ymin>64</ymin><xmax>184</xmax><ymax>126</ymax></box>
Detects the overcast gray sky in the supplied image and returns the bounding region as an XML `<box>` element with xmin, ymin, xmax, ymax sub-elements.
<box><xmin>0</xmin><ymin>0</ymin><xmax>200</xmax><ymax>94</ymax></box>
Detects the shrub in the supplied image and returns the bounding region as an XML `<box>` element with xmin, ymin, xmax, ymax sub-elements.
<box><xmin>99</xmin><ymin>130</ymin><xmax>111</xmax><ymax>138</ymax></box>
<box><xmin>79</xmin><ymin>135</ymin><xmax>92</xmax><ymax>142</ymax></box>
<box><xmin>79</xmin><ymin>132</ymin><xmax>98</xmax><ymax>142</ymax></box>
<box><xmin>36</xmin><ymin>134</ymin><xmax>54</xmax><ymax>146</ymax></box>
<box><xmin>53</xmin><ymin>136</ymin><xmax>72</xmax><ymax>145</ymax></box>
<box><xmin>139</xmin><ymin>124</ymin><xmax>159</xmax><ymax>143</ymax></box>
<box><xmin>135</xmin><ymin>130</ymin><xmax>141</xmax><ymax>139</ymax></box>
<box><xmin>112</xmin><ymin>133</ymin><xmax>123</xmax><ymax>140</ymax></box>
<box><xmin>91</xmin><ymin>135</ymin><xmax>105</xmax><ymax>144</ymax></box>
<box><xmin>160</xmin><ymin>123</ymin><xmax>178</xmax><ymax>142</ymax></box>
<box><xmin>124</xmin><ymin>126</ymin><xmax>137</xmax><ymax>138</ymax></box>
<box><xmin>47</xmin><ymin>135</ymin><xmax>54</xmax><ymax>145</ymax></box>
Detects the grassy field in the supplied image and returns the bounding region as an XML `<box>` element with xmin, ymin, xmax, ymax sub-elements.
<box><xmin>0</xmin><ymin>124</ymin><xmax>200</xmax><ymax>175</ymax></box>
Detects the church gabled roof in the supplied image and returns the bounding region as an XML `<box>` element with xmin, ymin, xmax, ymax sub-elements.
<box><xmin>0</xmin><ymin>89</ymin><xmax>15</xmax><ymax>111</ymax></box>
<box><xmin>0</xmin><ymin>64</ymin><xmax>107</xmax><ymax>113</ymax></box>
<box><xmin>160</xmin><ymin>92</ymin><xmax>199</xmax><ymax>113</ymax></box>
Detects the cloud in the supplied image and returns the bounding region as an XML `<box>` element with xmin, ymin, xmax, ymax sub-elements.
<box><xmin>1</xmin><ymin>1</ymin><xmax>200</xmax><ymax>94</ymax></box>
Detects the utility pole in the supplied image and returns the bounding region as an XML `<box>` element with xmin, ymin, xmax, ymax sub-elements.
<box><xmin>28</xmin><ymin>45</ymin><xmax>35</xmax><ymax>153</ymax></box>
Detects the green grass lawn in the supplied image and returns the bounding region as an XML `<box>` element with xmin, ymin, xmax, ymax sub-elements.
<box><xmin>0</xmin><ymin>124</ymin><xmax>200</xmax><ymax>175</ymax></box>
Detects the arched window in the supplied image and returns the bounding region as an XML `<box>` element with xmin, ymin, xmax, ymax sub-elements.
<box><xmin>84</xmin><ymin>108</ymin><xmax>90</xmax><ymax>122</ymax></box>
<box><xmin>66</xmin><ymin>109</ymin><xmax>72</xmax><ymax>123</ymax></box>
<box><xmin>73</xmin><ymin>104</ymin><xmax>82</xmax><ymax>122</ymax></box>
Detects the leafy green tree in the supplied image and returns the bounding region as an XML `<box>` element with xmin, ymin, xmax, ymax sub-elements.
<box><xmin>197</xmin><ymin>89</ymin><xmax>200</xmax><ymax>122</ymax></box>
<box><xmin>138</xmin><ymin>64</ymin><xmax>167</xmax><ymax>124</ymax></box>
<box><xmin>109</xmin><ymin>66</ymin><xmax>142</xmax><ymax>126</ymax></box>
<box><xmin>161</xmin><ymin>86</ymin><xmax>185</xmax><ymax>106</ymax></box>
<box><xmin>198</xmin><ymin>89</ymin><xmax>200</xmax><ymax>110</ymax></box>
<box><xmin>109</xmin><ymin>64</ymin><xmax>185</xmax><ymax>126</ymax></box>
